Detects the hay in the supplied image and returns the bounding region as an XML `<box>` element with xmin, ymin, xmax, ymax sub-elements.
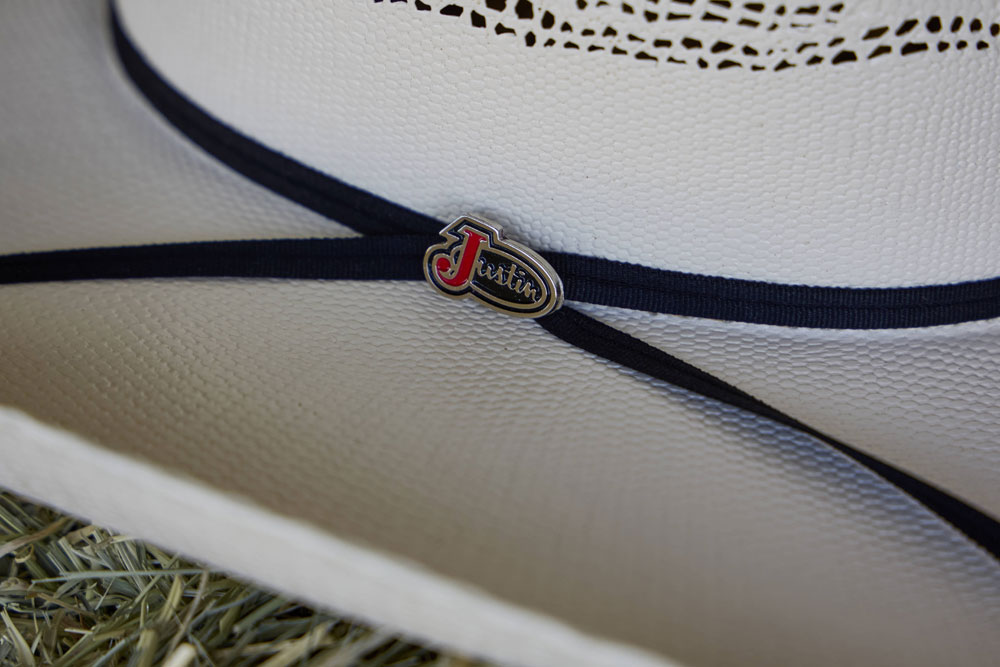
<box><xmin>0</xmin><ymin>492</ymin><xmax>490</xmax><ymax>667</ymax></box>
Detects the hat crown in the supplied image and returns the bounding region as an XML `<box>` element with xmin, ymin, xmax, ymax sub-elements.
<box><xmin>117</xmin><ymin>0</ymin><xmax>1000</xmax><ymax>287</ymax></box>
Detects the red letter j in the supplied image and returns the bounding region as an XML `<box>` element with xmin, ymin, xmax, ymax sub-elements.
<box><xmin>435</xmin><ymin>228</ymin><xmax>487</xmax><ymax>288</ymax></box>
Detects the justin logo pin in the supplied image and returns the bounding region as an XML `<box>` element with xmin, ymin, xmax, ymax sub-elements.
<box><xmin>424</xmin><ymin>216</ymin><xmax>563</xmax><ymax>318</ymax></box>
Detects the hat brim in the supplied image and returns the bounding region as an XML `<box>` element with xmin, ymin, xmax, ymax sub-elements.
<box><xmin>2</xmin><ymin>3</ymin><xmax>1000</xmax><ymax>667</ymax></box>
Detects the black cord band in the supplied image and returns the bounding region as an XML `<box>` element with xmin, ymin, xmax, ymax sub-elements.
<box><xmin>9</xmin><ymin>232</ymin><xmax>1000</xmax><ymax>331</ymax></box>
<box><xmin>0</xmin><ymin>237</ymin><xmax>430</xmax><ymax>285</ymax></box>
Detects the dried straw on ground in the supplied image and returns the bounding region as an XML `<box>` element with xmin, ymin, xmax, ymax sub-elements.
<box><xmin>0</xmin><ymin>492</ymin><xmax>490</xmax><ymax>667</ymax></box>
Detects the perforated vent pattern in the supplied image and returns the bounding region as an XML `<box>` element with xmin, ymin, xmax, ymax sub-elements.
<box><xmin>374</xmin><ymin>0</ymin><xmax>999</xmax><ymax>70</ymax></box>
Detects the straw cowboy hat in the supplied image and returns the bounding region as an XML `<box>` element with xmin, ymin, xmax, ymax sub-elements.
<box><xmin>2</xmin><ymin>1</ymin><xmax>999</xmax><ymax>665</ymax></box>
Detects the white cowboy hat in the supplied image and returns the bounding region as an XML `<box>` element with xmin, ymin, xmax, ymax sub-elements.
<box><xmin>2</xmin><ymin>1</ymin><xmax>999</xmax><ymax>665</ymax></box>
